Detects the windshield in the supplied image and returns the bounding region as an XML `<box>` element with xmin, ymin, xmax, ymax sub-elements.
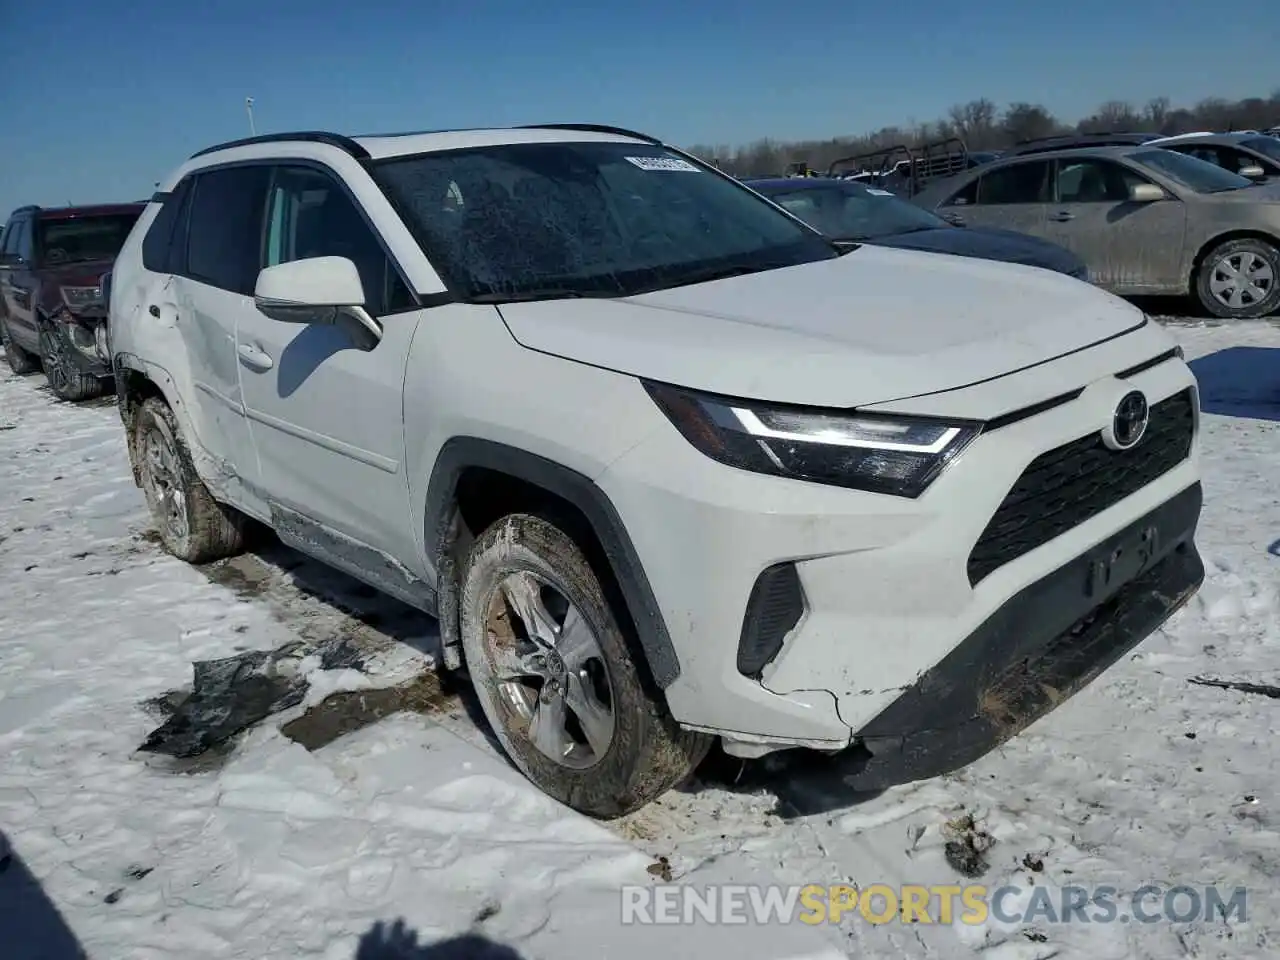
<box><xmin>755</xmin><ymin>180</ymin><xmax>948</xmax><ymax>240</ymax></box>
<box><xmin>371</xmin><ymin>141</ymin><xmax>837</xmax><ymax>301</ymax></box>
<box><xmin>1130</xmin><ymin>149</ymin><xmax>1253</xmax><ymax>193</ymax></box>
<box><xmin>1243</xmin><ymin>137</ymin><xmax>1280</xmax><ymax>164</ymax></box>
<box><xmin>35</xmin><ymin>213</ymin><xmax>140</xmax><ymax>265</ymax></box>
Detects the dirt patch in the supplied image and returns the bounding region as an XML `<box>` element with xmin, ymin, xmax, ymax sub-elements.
<box><xmin>202</xmin><ymin>553</ymin><xmax>275</xmax><ymax>600</ymax></box>
<box><xmin>942</xmin><ymin>811</ymin><xmax>994</xmax><ymax>878</ymax></box>
<box><xmin>281</xmin><ymin>672</ymin><xmax>454</xmax><ymax>751</ymax></box>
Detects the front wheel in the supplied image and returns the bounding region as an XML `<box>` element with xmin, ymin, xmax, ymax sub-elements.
<box><xmin>459</xmin><ymin>513</ymin><xmax>711</xmax><ymax>818</ymax></box>
<box><xmin>134</xmin><ymin>396</ymin><xmax>246</xmax><ymax>563</ymax></box>
<box><xmin>2</xmin><ymin>317</ymin><xmax>40</xmax><ymax>375</ymax></box>
<box><xmin>38</xmin><ymin>318</ymin><xmax>106</xmax><ymax>401</ymax></box>
<box><xmin>1195</xmin><ymin>238</ymin><xmax>1280</xmax><ymax>320</ymax></box>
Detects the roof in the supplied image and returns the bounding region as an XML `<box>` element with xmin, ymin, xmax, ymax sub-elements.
<box><xmin>1147</xmin><ymin>132</ymin><xmax>1269</xmax><ymax>147</ymax></box>
<box><xmin>188</xmin><ymin>124</ymin><xmax>661</xmax><ymax>163</ymax></box>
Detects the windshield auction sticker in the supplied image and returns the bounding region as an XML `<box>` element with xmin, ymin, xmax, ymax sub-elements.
<box><xmin>625</xmin><ymin>155</ymin><xmax>702</xmax><ymax>172</ymax></box>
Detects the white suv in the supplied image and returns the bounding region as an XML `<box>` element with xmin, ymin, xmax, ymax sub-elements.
<box><xmin>108</xmin><ymin>124</ymin><xmax>1204</xmax><ymax>817</ymax></box>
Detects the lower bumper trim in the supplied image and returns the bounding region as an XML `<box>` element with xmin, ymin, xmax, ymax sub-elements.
<box><xmin>840</xmin><ymin>481</ymin><xmax>1204</xmax><ymax>790</ymax></box>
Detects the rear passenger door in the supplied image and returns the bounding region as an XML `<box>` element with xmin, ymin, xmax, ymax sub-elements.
<box><xmin>1042</xmin><ymin>157</ymin><xmax>1186</xmax><ymax>293</ymax></box>
<box><xmin>937</xmin><ymin>159</ymin><xmax>1052</xmax><ymax>238</ymax></box>
<box><xmin>235</xmin><ymin>163</ymin><xmax>425</xmax><ymax>593</ymax></box>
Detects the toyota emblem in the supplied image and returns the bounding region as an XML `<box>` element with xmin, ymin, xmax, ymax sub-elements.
<box><xmin>1104</xmin><ymin>390</ymin><xmax>1149</xmax><ymax>450</ymax></box>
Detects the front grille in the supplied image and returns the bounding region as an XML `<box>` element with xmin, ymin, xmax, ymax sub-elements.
<box><xmin>967</xmin><ymin>389</ymin><xmax>1195</xmax><ymax>585</ymax></box>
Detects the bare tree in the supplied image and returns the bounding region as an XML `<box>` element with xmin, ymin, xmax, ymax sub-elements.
<box><xmin>1000</xmin><ymin>103</ymin><xmax>1059</xmax><ymax>144</ymax></box>
<box><xmin>1143</xmin><ymin>97</ymin><xmax>1171</xmax><ymax>132</ymax></box>
<box><xmin>947</xmin><ymin>99</ymin><xmax>1000</xmax><ymax>149</ymax></box>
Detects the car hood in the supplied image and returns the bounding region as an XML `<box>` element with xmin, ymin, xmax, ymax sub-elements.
<box><xmin>498</xmin><ymin>245</ymin><xmax>1146</xmax><ymax>408</ymax></box>
<box><xmin>867</xmin><ymin>226</ymin><xmax>1085</xmax><ymax>275</ymax></box>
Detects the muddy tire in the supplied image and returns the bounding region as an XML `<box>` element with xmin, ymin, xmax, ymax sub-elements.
<box><xmin>135</xmin><ymin>396</ymin><xmax>245</xmax><ymax>563</ymax></box>
<box><xmin>37</xmin><ymin>317</ymin><xmax>106</xmax><ymax>401</ymax></box>
<box><xmin>459</xmin><ymin>513</ymin><xmax>711</xmax><ymax>818</ymax></box>
<box><xmin>1195</xmin><ymin>237</ymin><xmax>1280</xmax><ymax>320</ymax></box>
<box><xmin>1</xmin><ymin>318</ymin><xmax>40</xmax><ymax>375</ymax></box>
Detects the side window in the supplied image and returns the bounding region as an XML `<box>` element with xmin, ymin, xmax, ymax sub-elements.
<box><xmin>185</xmin><ymin>165</ymin><xmax>271</xmax><ymax>294</ymax></box>
<box><xmin>975</xmin><ymin>161</ymin><xmax>1051</xmax><ymax>205</ymax></box>
<box><xmin>142</xmin><ymin>177</ymin><xmax>193</xmax><ymax>274</ymax></box>
<box><xmin>0</xmin><ymin>222</ymin><xmax>11</xmax><ymax>260</ymax></box>
<box><xmin>263</xmin><ymin>165</ymin><xmax>414</xmax><ymax>315</ymax></box>
<box><xmin>943</xmin><ymin>179</ymin><xmax>978</xmax><ymax>206</ymax></box>
<box><xmin>1217</xmin><ymin>148</ymin><xmax>1258</xmax><ymax>174</ymax></box>
<box><xmin>1054</xmin><ymin>159</ymin><xmax>1143</xmax><ymax>203</ymax></box>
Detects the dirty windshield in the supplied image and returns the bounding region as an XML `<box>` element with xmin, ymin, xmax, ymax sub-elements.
<box><xmin>35</xmin><ymin>213</ymin><xmax>140</xmax><ymax>266</ymax></box>
<box><xmin>371</xmin><ymin>140</ymin><xmax>838</xmax><ymax>301</ymax></box>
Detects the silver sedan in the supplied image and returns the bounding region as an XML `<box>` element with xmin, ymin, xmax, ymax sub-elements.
<box><xmin>911</xmin><ymin>145</ymin><xmax>1280</xmax><ymax>319</ymax></box>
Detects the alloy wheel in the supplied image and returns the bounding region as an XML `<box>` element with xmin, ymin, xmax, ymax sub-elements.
<box><xmin>140</xmin><ymin>420</ymin><xmax>191</xmax><ymax>547</ymax></box>
<box><xmin>39</xmin><ymin>326</ymin><xmax>72</xmax><ymax>393</ymax></box>
<box><xmin>483</xmin><ymin>571</ymin><xmax>616</xmax><ymax>769</ymax></box>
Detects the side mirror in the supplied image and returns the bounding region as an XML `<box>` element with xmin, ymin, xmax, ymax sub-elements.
<box><xmin>254</xmin><ymin>256</ymin><xmax>381</xmax><ymax>342</ymax></box>
<box><xmin>1128</xmin><ymin>183</ymin><xmax>1165</xmax><ymax>203</ymax></box>
<box><xmin>1239</xmin><ymin>164</ymin><xmax>1266</xmax><ymax>180</ymax></box>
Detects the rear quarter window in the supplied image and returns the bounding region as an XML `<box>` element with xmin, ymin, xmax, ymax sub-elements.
<box><xmin>142</xmin><ymin>179</ymin><xmax>193</xmax><ymax>274</ymax></box>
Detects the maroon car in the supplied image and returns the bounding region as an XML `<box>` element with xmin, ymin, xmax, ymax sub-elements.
<box><xmin>0</xmin><ymin>202</ymin><xmax>144</xmax><ymax>400</ymax></box>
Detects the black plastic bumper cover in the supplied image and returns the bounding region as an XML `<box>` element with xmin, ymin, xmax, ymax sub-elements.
<box><xmin>843</xmin><ymin>481</ymin><xmax>1204</xmax><ymax>790</ymax></box>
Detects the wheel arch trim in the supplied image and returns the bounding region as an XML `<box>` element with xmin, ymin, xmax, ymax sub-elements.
<box><xmin>423</xmin><ymin>436</ymin><xmax>681</xmax><ymax>689</ymax></box>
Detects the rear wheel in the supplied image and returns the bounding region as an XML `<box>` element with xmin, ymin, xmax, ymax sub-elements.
<box><xmin>459</xmin><ymin>513</ymin><xmax>710</xmax><ymax>818</ymax></box>
<box><xmin>135</xmin><ymin>396</ymin><xmax>246</xmax><ymax>563</ymax></box>
<box><xmin>1195</xmin><ymin>238</ymin><xmax>1280</xmax><ymax>319</ymax></box>
<box><xmin>38</xmin><ymin>317</ymin><xmax>106</xmax><ymax>401</ymax></box>
<box><xmin>2</xmin><ymin>317</ymin><xmax>40</xmax><ymax>375</ymax></box>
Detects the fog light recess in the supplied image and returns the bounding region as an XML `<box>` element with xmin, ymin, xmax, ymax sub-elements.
<box><xmin>737</xmin><ymin>562</ymin><xmax>805</xmax><ymax>678</ymax></box>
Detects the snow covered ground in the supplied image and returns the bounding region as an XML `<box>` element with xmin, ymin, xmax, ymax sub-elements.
<box><xmin>1</xmin><ymin>317</ymin><xmax>1278</xmax><ymax>960</ymax></box>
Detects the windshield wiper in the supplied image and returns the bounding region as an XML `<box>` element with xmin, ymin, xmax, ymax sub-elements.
<box><xmin>467</xmin><ymin>287</ymin><xmax>624</xmax><ymax>303</ymax></box>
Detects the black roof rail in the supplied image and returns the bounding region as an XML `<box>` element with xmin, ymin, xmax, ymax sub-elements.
<box><xmin>519</xmin><ymin>123</ymin><xmax>663</xmax><ymax>144</ymax></box>
<box><xmin>189</xmin><ymin>131</ymin><xmax>370</xmax><ymax>160</ymax></box>
<box><xmin>1005</xmin><ymin>132</ymin><xmax>1156</xmax><ymax>156</ymax></box>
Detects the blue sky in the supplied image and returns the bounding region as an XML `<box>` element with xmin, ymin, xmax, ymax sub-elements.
<box><xmin>2</xmin><ymin>0</ymin><xmax>1273</xmax><ymax>217</ymax></box>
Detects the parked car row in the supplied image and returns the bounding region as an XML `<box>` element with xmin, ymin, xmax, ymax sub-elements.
<box><xmin>4</xmin><ymin>123</ymin><xmax>1207</xmax><ymax>820</ymax></box>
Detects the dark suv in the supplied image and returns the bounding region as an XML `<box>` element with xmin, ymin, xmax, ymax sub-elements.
<box><xmin>0</xmin><ymin>203</ymin><xmax>144</xmax><ymax>400</ymax></box>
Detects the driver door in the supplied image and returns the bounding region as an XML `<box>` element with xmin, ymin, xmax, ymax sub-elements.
<box><xmin>235</xmin><ymin>163</ymin><xmax>425</xmax><ymax>583</ymax></box>
<box><xmin>1041</xmin><ymin>158</ymin><xmax>1186</xmax><ymax>293</ymax></box>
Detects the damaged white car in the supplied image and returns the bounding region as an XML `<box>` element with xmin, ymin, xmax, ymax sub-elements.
<box><xmin>107</xmin><ymin>123</ymin><xmax>1204</xmax><ymax>817</ymax></box>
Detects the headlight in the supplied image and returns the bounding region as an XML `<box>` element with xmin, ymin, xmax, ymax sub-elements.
<box><xmin>643</xmin><ymin>382</ymin><xmax>981</xmax><ymax>498</ymax></box>
<box><xmin>61</xmin><ymin>285</ymin><xmax>102</xmax><ymax>310</ymax></box>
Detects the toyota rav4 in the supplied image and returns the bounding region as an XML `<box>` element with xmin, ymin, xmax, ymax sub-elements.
<box><xmin>107</xmin><ymin>124</ymin><xmax>1204</xmax><ymax>817</ymax></box>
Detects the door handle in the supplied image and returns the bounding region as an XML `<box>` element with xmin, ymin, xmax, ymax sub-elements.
<box><xmin>237</xmin><ymin>343</ymin><xmax>274</xmax><ymax>371</ymax></box>
<box><xmin>149</xmin><ymin>304</ymin><xmax>160</xmax><ymax>318</ymax></box>
<box><xmin>1049</xmin><ymin>211</ymin><xmax>1075</xmax><ymax>222</ymax></box>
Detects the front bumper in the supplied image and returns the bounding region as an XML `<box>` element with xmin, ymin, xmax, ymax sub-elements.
<box><xmin>843</xmin><ymin>480</ymin><xmax>1202</xmax><ymax>788</ymax></box>
<box><xmin>600</xmin><ymin>344</ymin><xmax>1201</xmax><ymax>753</ymax></box>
